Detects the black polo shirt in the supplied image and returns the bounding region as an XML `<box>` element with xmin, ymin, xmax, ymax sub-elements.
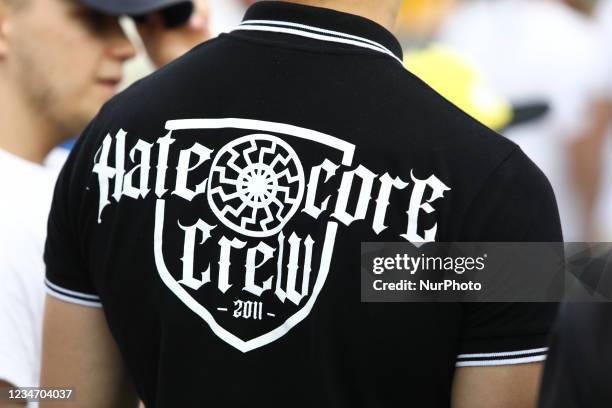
<box><xmin>44</xmin><ymin>2</ymin><xmax>562</xmax><ymax>407</ymax></box>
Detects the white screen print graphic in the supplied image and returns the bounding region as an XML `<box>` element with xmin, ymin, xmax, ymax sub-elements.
<box><xmin>208</xmin><ymin>133</ymin><xmax>306</xmax><ymax>238</ymax></box>
<box><xmin>93</xmin><ymin>118</ymin><xmax>450</xmax><ymax>353</ymax></box>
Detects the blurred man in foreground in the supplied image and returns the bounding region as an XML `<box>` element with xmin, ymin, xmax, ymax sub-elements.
<box><xmin>0</xmin><ymin>0</ymin><xmax>136</xmax><ymax>401</ymax></box>
<box><xmin>0</xmin><ymin>0</ymin><xmax>210</xmax><ymax>405</ymax></box>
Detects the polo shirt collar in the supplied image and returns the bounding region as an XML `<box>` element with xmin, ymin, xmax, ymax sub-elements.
<box><xmin>236</xmin><ymin>1</ymin><xmax>404</xmax><ymax>64</ymax></box>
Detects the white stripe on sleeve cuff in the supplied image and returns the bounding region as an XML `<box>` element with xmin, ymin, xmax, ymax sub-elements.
<box><xmin>44</xmin><ymin>279</ymin><xmax>102</xmax><ymax>308</ymax></box>
<box><xmin>456</xmin><ymin>347</ymin><xmax>548</xmax><ymax>367</ymax></box>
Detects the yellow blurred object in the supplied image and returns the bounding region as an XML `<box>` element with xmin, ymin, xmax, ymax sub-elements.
<box><xmin>404</xmin><ymin>45</ymin><xmax>513</xmax><ymax>131</ymax></box>
<box><xmin>396</xmin><ymin>0</ymin><xmax>457</xmax><ymax>39</ymax></box>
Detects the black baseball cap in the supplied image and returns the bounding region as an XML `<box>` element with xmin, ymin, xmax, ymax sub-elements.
<box><xmin>79</xmin><ymin>0</ymin><xmax>194</xmax><ymax>27</ymax></box>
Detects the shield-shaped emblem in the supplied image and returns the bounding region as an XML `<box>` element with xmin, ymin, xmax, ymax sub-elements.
<box><xmin>153</xmin><ymin>118</ymin><xmax>355</xmax><ymax>352</ymax></box>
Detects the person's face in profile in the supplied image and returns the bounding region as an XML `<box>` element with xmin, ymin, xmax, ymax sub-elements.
<box><xmin>3</xmin><ymin>0</ymin><xmax>137</xmax><ymax>135</ymax></box>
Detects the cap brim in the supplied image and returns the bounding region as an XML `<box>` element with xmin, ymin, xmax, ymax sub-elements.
<box><xmin>79</xmin><ymin>0</ymin><xmax>193</xmax><ymax>23</ymax></box>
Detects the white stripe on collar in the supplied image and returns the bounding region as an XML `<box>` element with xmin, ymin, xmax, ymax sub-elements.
<box><xmin>235</xmin><ymin>20</ymin><xmax>404</xmax><ymax>65</ymax></box>
<box><xmin>240</xmin><ymin>19</ymin><xmax>393</xmax><ymax>54</ymax></box>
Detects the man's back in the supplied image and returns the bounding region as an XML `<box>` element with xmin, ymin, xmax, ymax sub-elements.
<box><xmin>43</xmin><ymin>2</ymin><xmax>562</xmax><ymax>407</ymax></box>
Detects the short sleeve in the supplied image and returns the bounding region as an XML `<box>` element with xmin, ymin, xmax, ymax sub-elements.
<box><xmin>44</xmin><ymin>121</ymin><xmax>102</xmax><ymax>308</ymax></box>
<box><xmin>456</xmin><ymin>147</ymin><xmax>562</xmax><ymax>367</ymax></box>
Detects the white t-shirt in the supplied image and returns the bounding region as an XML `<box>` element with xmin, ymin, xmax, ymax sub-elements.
<box><xmin>0</xmin><ymin>147</ymin><xmax>67</xmax><ymax>392</ymax></box>
<box><xmin>438</xmin><ymin>0</ymin><xmax>609</xmax><ymax>241</ymax></box>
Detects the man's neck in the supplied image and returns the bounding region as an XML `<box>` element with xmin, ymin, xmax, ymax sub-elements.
<box><xmin>282</xmin><ymin>0</ymin><xmax>400</xmax><ymax>32</ymax></box>
<box><xmin>0</xmin><ymin>84</ymin><xmax>59</xmax><ymax>165</ymax></box>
